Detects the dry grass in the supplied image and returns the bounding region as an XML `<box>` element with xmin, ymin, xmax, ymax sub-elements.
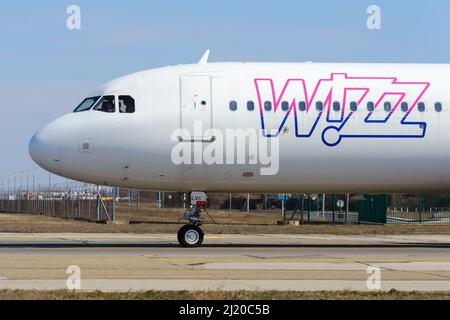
<box><xmin>1</xmin><ymin>212</ymin><xmax>450</xmax><ymax>235</ymax></box>
<box><xmin>0</xmin><ymin>289</ymin><xmax>449</xmax><ymax>300</ymax></box>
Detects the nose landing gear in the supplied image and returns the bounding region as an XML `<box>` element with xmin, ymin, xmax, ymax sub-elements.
<box><xmin>177</xmin><ymin>192</ymin><xmax>213</xmax><ymax>247</ymax></box>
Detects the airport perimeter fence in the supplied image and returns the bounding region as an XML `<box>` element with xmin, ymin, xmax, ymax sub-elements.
<box><xmin>0</xmin><ymin>185</ymin><xmax>113</xmax><ymax>222</ymax></box>
<box><xmin>1</xmin><ymin>188</ymin><xmax>450</xmax><ymax>225</ymax></box>
<box><xmin>387</xmin><ymin>194</ymin><xmax>450</xmax><ymax>224</ymax></box>
<box><xmin>113</xmin><ymin>192</ymin><xmax>359</xmax><ymax>225</ymax></box>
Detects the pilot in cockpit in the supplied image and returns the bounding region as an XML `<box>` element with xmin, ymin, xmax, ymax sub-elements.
<box><xmin>100</xmin><ymin>100</ymin><xmax>115</xmax><ymax>113</ymax></box>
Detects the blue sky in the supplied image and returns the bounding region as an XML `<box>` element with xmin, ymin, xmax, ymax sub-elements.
<box><xmin>0</xmin><ymin>0</ymin><xmax>449</xmax><ymax>186</ymax></box>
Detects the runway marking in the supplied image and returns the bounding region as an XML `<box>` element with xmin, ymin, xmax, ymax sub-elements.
<box><xmin>5</xmin><ymin>245</ymin><xmax>450</xmax><ymax>252</ymax></box>
<box><xmin>198</xmin><ymin>261</ymin><xmax>450</xmax><ymax>271</ymax></box>
<box><xmin>139</xmin><ymin>256</ymin><xmax>450</xmax><ymax>263</ymax></box>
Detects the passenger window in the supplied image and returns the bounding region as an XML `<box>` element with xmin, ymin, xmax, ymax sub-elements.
<box><xmin>401</xmin><ymin>102</ymin><xmax>409</xmax><ymax>112</ymax></box>
<box><xmin>435</xmin><ymin>102</ymin><xmax>442</xmax><ymax>112</ymax></box>
<box><xmin>281</xmin><ymin>101</ymin><xmax>289</xmax><ymax>111</ymax></box>
<box><xmin>384</xmin><ymin>102</ymin><xmax>392</xmax><ymax>112</ymax></box>
<box><xmin>350</xmin><ymin>101</ymin><xmax>357</xmax><ymax>112</ymax></box>
<box><xmin>316</xmin><ymin>101</ymin><xmax>323</xmax><ymax>111</ymax></box>
<box><xmin>367</xmin><ymin>102</ymin><xmax>374</xmax><ymax>112</ymax></box>
<box><xmin>264</xmin><ymin>101</ymin><xmax>272</xmax><ymax>111</ymax></box>
<box><xmin>299</xmin><ymin>101</ymin><xmax>306</xmax><ymax>111</ymax></box>
<box><xmin>247</xmin><ymin>101</ymin><xmax>255</xmax><ymax>111</ymax></box>
<box><xmin>74</xmin><ymin>96</ymin><xmax>101</xmax><ymax>113</ymax></box>
<box><xmin>418</xmin><ymin>102</ymin><xmax>425</xmax><ymax>112</ymax></box>
<box><xmin>333</xmin><ymin>101</ymin><xmax>340</xmax><ymax>111</ymax></box>
<box><xmin>93</xmin><ymin>96</ymin><xmax>116</xmax><ymax>113</ymax></box>
<box><xmin>119</xmin><ymin>96</ymin><xmax>135</xmax><ymax>113</ymax></box>
<box><xmin>229</xmin><ymin>101</ymin><xmax>238</xmax><ymax>111</ymax></box>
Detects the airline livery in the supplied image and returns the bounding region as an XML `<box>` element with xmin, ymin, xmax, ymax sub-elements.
<box><xmin>255</xmin><ymin>74</ymin><xmax>429</xmax><ymax>147</ymax></box>
<box><xmin>29</xmin><ymin>51</ymin><xmax>450</xmax><ymax>246</ymax></box>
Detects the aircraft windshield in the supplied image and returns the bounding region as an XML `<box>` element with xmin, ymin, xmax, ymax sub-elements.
<box><xmin>73</xmin><ymin>96</ymin><xmax>101</xmax><ymax>112</ymax></box>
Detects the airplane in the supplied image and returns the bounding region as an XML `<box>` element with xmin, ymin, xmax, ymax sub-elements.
<box><xmin>29</xmin><ymin>50</ymin><xmax>450</xmax><ymax>247</ymax></box>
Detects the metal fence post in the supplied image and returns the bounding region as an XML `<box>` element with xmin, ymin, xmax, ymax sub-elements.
<box><xmin>300</xmin><ymin>195</ymin><xmax>304</xmax><ymax>225</ymax></box>
<box><xmin>307</xmin><ymin>194</ymin><xmax>311</xmax><ymax>222</ymax></box>
<box><xmin>322</xmin><ymin>193</ymin><xmax>325</xmax><ymax>217</ymax></box>
<box><xmin>346</xmin><ymin>193</ymin><xmax>349</xmax><ymax>222</ymax></box>
<box><xmin>96</xmin><ymin>185</ymin><xmax>100</xmax><ymax>222</ymax></box>
<box><xmin>332</xmin><ymin>194</ymin><xmax>336</xmax><ymax>223</ymax></box>
<box><xmin>112</xmin><ymin>187</ymin><xmax>116</xmax><ymax>222</ymax></box>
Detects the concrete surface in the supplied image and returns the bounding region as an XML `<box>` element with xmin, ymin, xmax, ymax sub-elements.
<box><xmin>0</xmin><ymin>233</ymin><xmax>449</xmax><ymax>292</ymax></box>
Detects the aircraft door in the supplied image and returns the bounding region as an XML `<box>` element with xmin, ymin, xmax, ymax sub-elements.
<box><xmin>180</xmin><ymin>75</ymin><xmax>214</xmax><ymax>142</ymax></box>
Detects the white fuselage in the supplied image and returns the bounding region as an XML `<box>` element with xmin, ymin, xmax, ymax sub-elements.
<box><xmin>29</xmin><ymin>62</ymin><xmax>450</xmax><ymax>193</ymax></box>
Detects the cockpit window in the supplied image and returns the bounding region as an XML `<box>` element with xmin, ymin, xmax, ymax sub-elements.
<box><xmin>93</xmin><ymin>96</ymin><xmax>116</xmax><ymax>113</ymax></box>
<box><xmin>119</xmin><ymin>95</ymin><xmax>135</xmax><ymax>113</ymax></box>
<box><xmin>74</xmin><ymin>96</ymin><xmax>101</xmax><ymax>112</ymax></box>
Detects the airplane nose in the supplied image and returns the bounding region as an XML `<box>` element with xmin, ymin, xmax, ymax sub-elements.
<box><xmin>29</xmin><ymin>121</ymin><xmax>62</xmax><ymax>175</ymax></box>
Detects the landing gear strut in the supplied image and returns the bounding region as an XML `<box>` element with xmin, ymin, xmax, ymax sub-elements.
<box><xmin>177</xmin><ymin>192</ymin><xmax>213</xmax><ymax>247</ymax></box>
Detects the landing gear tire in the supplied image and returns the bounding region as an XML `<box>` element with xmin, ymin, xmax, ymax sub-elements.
<box><xmin>178</xmin><ymin>225</ymin><xmax>204</xmax><ymax>247</ymax></box>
